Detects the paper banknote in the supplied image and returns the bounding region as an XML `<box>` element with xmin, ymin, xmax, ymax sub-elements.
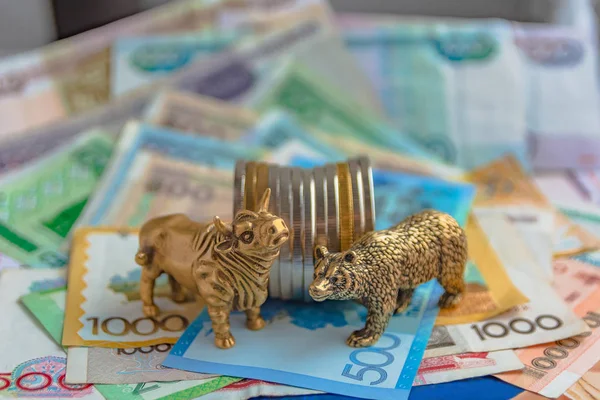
<box><xmin>496</xmin><ymin>259</ymin><xmax>600</xmax><ymax>398</ymax></box>
<box><xmin>252</xmin><ymin>61</ymin><xmax>441</xmax><ymax>163</ymax></box>
<box><xmin>0</xmin><ymin>253</ymin><xmax>21</xmax><ymax>272</ymax></box>
<box><xmin>148</xmin><ymin>90</ymin><xmax>460</xmax><ymax>180</ymax></box>
<box><xmin>468</xmin><ymin>155</ymin><xmax>555</xmax><ymax>281</ymax></box>
<box><xmin>0</xmin><ymin>129</ymin><xmax>114</xmax><ymax>267</ymax></box>
<box><xmin>110</xmin><ymin>0</ymin><xmax>337</xmax><ymax>97</ymax></box>
<box><xmin>0</xmin><ymin>268</ymin><xmax>104</xmax><ymax>399</ymax></box>
<box><xmin>343</xmin><ymin>21</ymin><xmax>528</xmax><ymax>170</ymax></box>
<box><xmin>245</xmin><ymin>108</ymin><xmax>463</xmax><ymax>180</ymax></box>
<box><xmin>77</xmin><ymin>121</ymin><xmax>264</xmax><ymax>229</ymax></box>
<box><xmin>558</xmin><ymin>202</ymin><xmax>600</xmax><ymax>241</ymax></box>
<box><xmin>112</xmin><ymin>33</ymin><xmax>237</xmax><ymax>97</ymax></box>
<box><xmin>200</xmin><ymin>380</ymin><xmax>318</xmax><ymax>400</ymax></box>
<box><xmin>571</xmin><ymin>170</ymin><xmax>600</xmax><ymax>204</ymax></box>
<box><xmin>145</xmin><ymin>90</ymin><xmax>261</xmax><ymax>140</ymax></box>
<box><xmin>414</xmin><ymin>351</ymin><xmax>523</xmax><ymax>386</ymax></box>
<box><xmin>338</xmin><ymin>16</ymin><xmax>600</xmax><ymax>169</ymax></box>
<box><xmin>63</xmin><ymin>228</ymin><xmax>203</xmax><ymax>348</ymax></box>
<box><xmin>0</xmin><ymin>0</ymin><xmax>218</xmax><ymax>137</ymax></box>
<box><xmin>0</xmin><ymin>0</ymin><xmax>333</xmax><ymax>138</ymax></box>
<box><xmin>21</xmin><ymin>287</ymin><xmax>219</xmax><ymax>385</ymax></box>
<box><xmin>514</xmin><ymin>26</ymin><xmax>600</xmax><ymax>169</ymax></box>
<box><xmin>0</xmin><ymin>20</ymin><xmax>325</xmax><ymax>177</ymax></box>
<box><xmin>164</xmin><ymin>286</ymin><xmax>440</xmax><ymax>400</ymax></box>
<box><xmin>103</xmin><ymin>152</ymin><xmax>234</xmax><ymax>227</ymax></box>
<box><xmin>553</xmin><ymin>211</ymin><xmax>600</xmax><ymax>258</ymax></box>
<box><xmin>424</xmin><ymin>213</ymin><xmax>591</xmax><ymax>358</ymax></box>
<box><xmin>562</xmin><ymin>360</ymin><xmax>600</xmax><ymax>400</ymax></box>
<box><xmin>535</xmin><ymin>172</ymin><xmax>592</xmax><ymax>205</ymax></box>
<box><xmin>114</xmin><ymin>28</ymin><xmax>384</xmax><ymax>117</ymax></box>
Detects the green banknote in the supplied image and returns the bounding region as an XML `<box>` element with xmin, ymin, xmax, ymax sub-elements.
<box><xmin>20</xmin><ymin>285</ymin><xmax>240</xmax><ymax>398</ymax></box>
<box><xmin>251</xmin><ymin>61</ymin><xmax>444</xmax><ymax>164</ymax></box>
<box><xmin>0</xmin><ymin>129</ymin><xmax>114</xmax><ymax>267</ymax></box>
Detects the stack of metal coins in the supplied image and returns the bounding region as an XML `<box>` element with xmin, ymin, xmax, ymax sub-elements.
<box><xmin>233</xmin><ymin>157</ymin><xmax>375</xmax><ymax>302</ymax></box>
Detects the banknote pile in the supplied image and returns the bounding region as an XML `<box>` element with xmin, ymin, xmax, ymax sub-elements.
<box><xmin>1</xmin><ymin>0</ymin><xmax>600</xmax><ymax>399</ymax></box>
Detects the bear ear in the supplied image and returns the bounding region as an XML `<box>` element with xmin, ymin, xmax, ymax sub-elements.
<box><xmin>314</xmin><ymin>245</ymin><xmax>329</xmax><ymax>260</ymax></box>
<box><xmin>344</xmin><ymin>251</ymin><xmax>357</xmax><ymax>264</ymax></box>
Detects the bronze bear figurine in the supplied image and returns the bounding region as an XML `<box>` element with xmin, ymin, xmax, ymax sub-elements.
<box><xmin>309</xmin><ymin>209</ymin><xmax>468</xmax><ymax>348</ymax></box>
<box><xmin>135</xmin><ymin>188</ymin><xmax>289</xmax><ymax>349</ymax></box>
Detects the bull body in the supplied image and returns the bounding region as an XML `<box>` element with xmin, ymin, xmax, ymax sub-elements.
<box><xmin>135</xmin><ymin>189</ymin><xmax>288</xmax><ymax>349</ymax></box>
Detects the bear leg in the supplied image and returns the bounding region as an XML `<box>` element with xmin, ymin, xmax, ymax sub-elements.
<box><xmin>394</xmin><ymin>288</ymin><xmax>414</xmax><ymax>314</ymax></box>
<box><xmin>437</xmin><ymin>275</ymin><xmax>465</xmax><ymax>309</ymax></box>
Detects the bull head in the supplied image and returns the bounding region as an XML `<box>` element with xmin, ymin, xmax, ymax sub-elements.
<box><xmin>214</xmin><ymin>188</ymin><xmax>288</xmax><ymax>258</ymax></box>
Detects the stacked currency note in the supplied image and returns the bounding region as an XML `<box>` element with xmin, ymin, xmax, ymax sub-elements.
<box><xmin>234</xmin><ymin>157</ymin><xmax>375</xmax><ymax>301</ymax></box>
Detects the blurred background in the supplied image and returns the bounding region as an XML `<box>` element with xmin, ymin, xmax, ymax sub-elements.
<box><xmin>1</xmin><ymin>0</ymin><xmax>599</xmax><ymax>57</ymax></box>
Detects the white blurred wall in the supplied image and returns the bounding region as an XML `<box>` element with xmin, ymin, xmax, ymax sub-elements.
<box><xmin>0</xmin><ymin>0</ymin><xmax>57</xmax><ymax>58</ymax></box>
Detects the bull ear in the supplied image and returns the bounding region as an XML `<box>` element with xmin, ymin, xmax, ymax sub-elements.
<box><xmin>257</xmin><ymin>188</ymin><xmax>271</xmax><ymax>212</ymax></box>
<box><xmin>213</xmin><ymin>216</ymin><xmax>233</xmax><ymax>236</ymax></box>
<box><xmin>314</xmin><ymin>245</ymin><xmax>329</xmax><ymax>260</ymax></box>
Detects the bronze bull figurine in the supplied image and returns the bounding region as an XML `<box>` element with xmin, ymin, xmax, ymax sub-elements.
<box><xmin>135</xmin><ymin>188</ymin><xmax>289</xmax><ymax>349</ymax></box>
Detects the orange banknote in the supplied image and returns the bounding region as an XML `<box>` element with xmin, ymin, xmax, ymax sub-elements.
<box><xmin>497</xmin><ymin>259</ymin><xmax>600</xmax><ymax>398</ymax></box>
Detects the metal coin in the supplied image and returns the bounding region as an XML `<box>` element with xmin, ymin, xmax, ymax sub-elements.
<box><xmin>233</xmin><ymin>160</ymin><xmax>246</xmax><ymax>215</ymax></box>
<box><xmin>325</xmin><ymin>163</ymin><xmax>340</xmax><ymax>252</ymax></box>
<box><xmin>244</xmin><ymin>161</ymin><xmax>257</xmax><ymax>212</ymax></box>
<box><xmin>312</xmin><ymin>167</ymin><xmax>328</xmax><ymax>253</ymax></box>
<box><xmin>302</xmin><ymin>168</ymin><xmax>315</xmax><ymax>302</ymax></box>
<box><xmin>348</xmin><ymin>158</ymin><xmax>365</xmax><ymax>241</ymax></box>
<box><xmin>268</xmin><ymin>164</ymin><xmax>281</xmax><ymax>298</ymax></box>
<box><xmin>255</xmin><ymin>162</ymin><xmax>270</xmax><ymax>211</ymax></box>
<box><xmin>336</xmin><ymin>162</ymin><xmax>354</xmax><ymax>251</ymax></box>
<box><xmin>278</xmin><ymin>167</ymin><xmax>293</xmax><ymax>300</ymax></box>
<box><xmin>291</xmin><ymin>168</ymin><xmax>304</xmax><ymax>301</ymax></box>
<box><xmin>357</xmin><ymin>156</ymin><xmax>375</xmax><ymax>232</ymax></box>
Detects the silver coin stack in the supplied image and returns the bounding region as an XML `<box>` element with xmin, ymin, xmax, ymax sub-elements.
<box><xmin>233</xmin><ymin>156</ymin><xmax>375</xmax><ymax>302</ymax></box>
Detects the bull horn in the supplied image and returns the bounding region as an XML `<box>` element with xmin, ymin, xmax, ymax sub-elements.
<box><xmin>213</xmin><ymin>216</ymin><xmax>232</xmax><ymax>235</ymax></box>
<box><xmin>258</xmin><ymin>188</ymin><xmax>271</xmax><ymax>212</ymax></box>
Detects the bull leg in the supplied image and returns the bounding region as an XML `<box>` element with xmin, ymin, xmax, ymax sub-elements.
<box><xmin>347</xmin><ymin>294</ymin><xmax>395</xmax><ymax>348</ymax></box>
<box><xmin>140</xmin><ymin>268</ymin><xmax>161</xmax><ymax>317</ymax></box>
<box><xmin>168</xmin><ymin>275</ymin><xmax>186</xmax><ymax>303</ymax></box>
<box><xmin>208</xmin><ymin>305</ymin><xmax>235</xmax><ymax>349</ymax></box>
<box><xmin>245</xmin><ymin>307</ymin><xmax>266</xmax><ymax>331</ymax></box>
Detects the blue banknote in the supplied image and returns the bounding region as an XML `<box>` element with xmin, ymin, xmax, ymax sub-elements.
<box><xmin>284</xmin><ymin>155</ymin><xmax>476</xmax><ymax>229</ymax></box>
<box><xmin>372</xmin><ymin>170</ymin><xmax>475</xmax><ymax>228</ymax></box>
<box><xmin>165</xmin><ymin>286</ymin><xmax>441</xmax><ymax>400</ymax></box>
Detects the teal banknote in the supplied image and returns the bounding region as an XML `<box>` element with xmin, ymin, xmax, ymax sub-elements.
<box><xmin>343</xmin><ymin>22</ymin><xmax>528</xmax><ymax>169</ymax></box>
<box><xmin>111</xmin><ymin>33</ymin><xmax>237</xmax><ymax>97</ymax></box>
